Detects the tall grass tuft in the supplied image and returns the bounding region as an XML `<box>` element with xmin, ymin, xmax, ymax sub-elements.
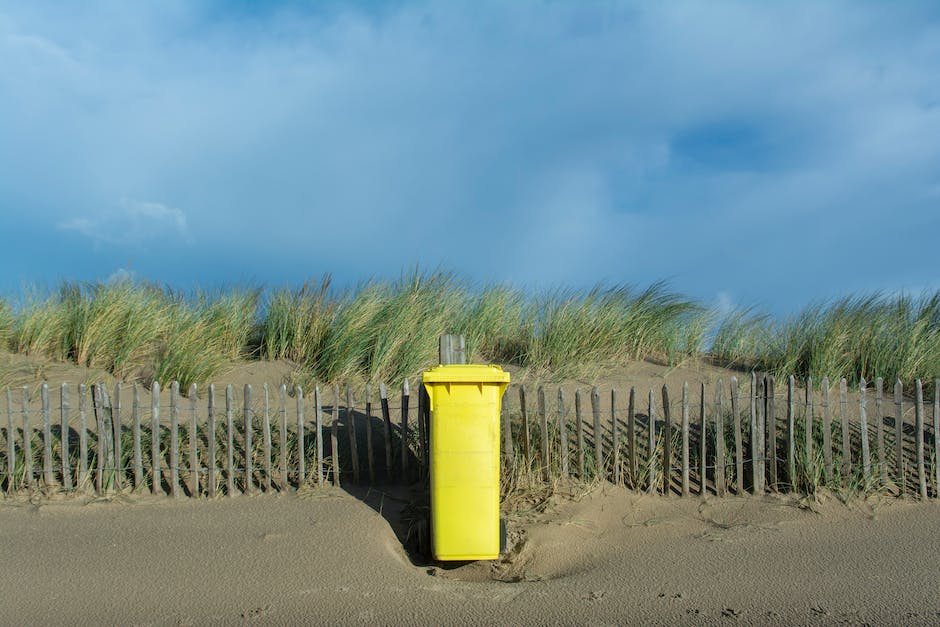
<box><xmin>259</xmin><ymin>276</ymin><xmax>333</xmax><ymax>362</ymax></box>
<box><xmin>712</xmin><ymin>292</ymin><xmax>940</xmax><ymax>387</ymax></box>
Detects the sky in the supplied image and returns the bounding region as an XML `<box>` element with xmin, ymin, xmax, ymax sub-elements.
<box><xmin>1</xmin><ymin>1</ymin><xmax>939</xmax><ymax>315</ymax></box>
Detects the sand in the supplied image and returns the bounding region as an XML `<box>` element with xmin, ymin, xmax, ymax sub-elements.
<box><xmin>2</xmin><ymin>487</ymin><xmax>938</xmax><ymax>625</ymax></box>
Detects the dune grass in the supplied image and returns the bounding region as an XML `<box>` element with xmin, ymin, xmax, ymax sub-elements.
<box><xmin>712</xmin><ymin>293</ymin><xmax>940</xmax><ymax>387</ymax></box>
<box><xmin>2</xmin><ymin>273</ymin><xmax>938</xmax><ymax>390</ymax></box>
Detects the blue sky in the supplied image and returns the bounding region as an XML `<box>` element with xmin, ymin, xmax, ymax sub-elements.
<box><xmin>1</xmin><ymin>1</ymin><xmax>938</xmax><ymax>314</ymax></box>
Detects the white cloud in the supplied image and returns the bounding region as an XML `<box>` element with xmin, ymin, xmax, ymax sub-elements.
<box><xmin>59</xmin><ymin>199</ymin><xmax>192</xmax><ymax>248</ymax></box>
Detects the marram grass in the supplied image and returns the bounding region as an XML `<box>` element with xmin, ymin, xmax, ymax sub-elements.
<box><xmin>1</xmin><ymin>274</ymin><xmax>938</xmax><ymax>390</ymax></box>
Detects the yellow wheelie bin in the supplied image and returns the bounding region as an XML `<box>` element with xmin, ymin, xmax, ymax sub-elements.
<box><xmin>422</xmin><ymin>364</ymin><xmax>510</xmax><ymax>561</ymax></box>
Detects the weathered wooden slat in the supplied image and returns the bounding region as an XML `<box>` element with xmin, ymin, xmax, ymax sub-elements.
<box><xmin>767</xmin><ymin>376</ymin><xmax>777</xmax><ymax>490</ymax></box>
<box><xmin>575</xmin><ymin>389</ymin><xmax>585</xmax><ymax>478</ymax></box>
<box><xmin>379</xmin><ymin>383</ymin><xmax>392</xmax><ymax>481</ymax></box>
<box><xmin>315</xmin><ymin>385</ymin><xmax>324</xmax><ymax>488</ymax></box>
<box><xmin>78</xmin><ymin>384</ymin><xmax>88</xmax><ymax>490</ymax></box>
<box><xmin>242</xmin><ymin>384</ymin><xmax>253</xmax><ymax>495</ymax></box>
<box><xmin>401</xmin><ymin>379</ymin><xmax>410</xmax><ymax>480</ymax></box>
<box><xmin>804</xmin><ymin>377</ymin><xmax>814</xmax><ymax>480</ymax></box>
<box><xmin>934</xmin><ymin>380</ymin><xmax>940</xmax><ymax>499</ymax></box>
<box><xmin>715</xmin><ymin>380</ymin><xmax>725</xmax><ymax>497</ymax></box>
<box><xmin>152</xmin><ymin>382</ymin><xmax>163</xmax><ymax>495</ymax></box>
<box><xmin>557</xmin><ymin>388</ymin><xmax>568</xmax><ymax>478</ymax></box>
<box><xmin>170</xmin><ymin>381</ymin><xmax>181</xmax><ymax>497</ymax></box>
<box><xmin>519</xmin><ymin>386</ymin><xmax>531</xmax><ymax>465</ymax></box>
<box><xmin>859</xmin><ymin>378</ymin><xmax>871</xmax><ymax>482</ymax></box>
<box><xmin>539</xmin><ymin>386</ymin><xmax>550</xmax><ymax>482</ymax></box>
<box><xmin>416</xmin><ymin>384</ymin><xmax>426</xmax><ymax>475</ymax></box>
<box><xmin>346</xmin><ymin>385</ymin><xmax>360</xmax><ymax>484</ymax></box>
<box><xmin>611</xmin><ymin>389</ymin><xmax>620</xmax><ymax>486</ymax></box>
<box><xmin>262</xmin><ymin>384</ymin><xmax>271</xmax><ymax>492</ymax></box>
<box><xmin>279</xmin><ymin>384</ymin><xmax>289</xmax><ymax>489</ymax></box>
<box><xmin>501</xmin><ymin>385</ymin><xmax>513</xmax><ymax>466</ymax></box>
<box><xmin>589</xmin><ymin>387</ymin><xmax>603</xmax><ymax>481</ymax></box>
<box><xmin>787</xmin><ymin>376</ymin><xmax>796</xmax><ymax>490</ymax></box>
<box><xmin>750</xmin><ymin>373</ymin><xmax>760</xmax><ymax>496</ymax></box>
<box><xmin>365</xmin><ymin>384</ymin><xmax>375</xmax><ymax>484</ymax></box>
<box><xmin>94</xmin><ymin>384</ymin><xmax>107</xmax><ymax>495</ymax></box>
<box><xmin>113</xmin><ymin>382</ymin><xmax>122</xmax><ymax>490</ymax></box>
<box><xmin>102</xmin><ymin>385</ymin><xmax>115</xmax><ymax>491</ymax></box>
<box><xmin>730</xmin><ymin>377</ymin><xmax>743</xmax><ymax>494</ymax></box>
<box><xmin>681</xmin><ymin>382</ymin><xmax>690</xmax><ymax>497</ymax></box>
<box><xmin>132</xmin><ymin>383</ymin><xmax>142</xmax><ymax>490</ymax></box>
<box><xmin>187</xmin><ymin>384</ymin><xmax>199</xmax><ymax>496</ymax></box>
<box><xmin>42</xmin><ymin>383</ymin><xmax>53</xmax><ymax>487</ymax></box>
<box><xmin>875</xmin><ymin>377</ymin><xmax>885</xmax><ymax>478</ymax></box>
<box><xmin>297</xmin><ymin>385</ymin><xmax>307</xmax><ymax>486</ymax></box>
<box><xmin>821</xmin><ymin>377</ymin><xmax>833</xmax><ymax>484</ymax></box>
<box><xmin>840</xmin><ymin>378</ymin><xmax>850</xmax><ymax>483</ymax></box>
<box><xmin>207</xmin><ymin>384</ymin><xmax>217</xmax><ymax>498</ymax></box>
<box><xmin>332</xmin><ymin>384</ymin><xmax>341</xmax><ymax>487</ymax></box>
<box><xmin>6</xmin><ymin>389</ymin><xmax>15</xmax><ymax>493</ymax></box>
<box><xmin>60</xmin><ymin>383</ymin><xmax>71</xmax><ymax>491</ymax></box>
<box><xmin>915</xmin><ymin>380</ymin><xmax>927</xmax><ymax>499</ymax></box>
<box><xmin>225</xmin><ymin>384</ymin><xmax>234</xmax><ymax>496</ymax></box>
<box><xmin>894</xmin><ymin>378</ymin><xmax>904</xmax><ymax>494</ymax></box>
<box><xmin>629</xmin><ymin>387</ymin><xmax>638</xmax><ymax>489</ymax></box>
<box><xmin>21</xmin><ymin>387</ymin><xmax>31</xmax><ymax>491</ymax></box>
<box><xmin>661</xmin><ymin>385</ymin><xmax>671</xmax><ymax>494</ymax></box>
<box><xmin>699</xmin><ymin>383</ymin><xmax>707</xmax><ymax>496</ymax></box>
<box><xmin>647</xmin><ymin>389</ymin><xmax>656</xmax><ymax>494</ymax></box>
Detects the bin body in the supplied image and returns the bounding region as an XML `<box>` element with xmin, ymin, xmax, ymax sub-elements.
<box><xmin>422</xmin><ymin>365</ymin><xmax>509</xmax><ymax>561</ymax></box>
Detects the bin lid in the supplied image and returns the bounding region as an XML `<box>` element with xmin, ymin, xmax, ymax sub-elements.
<box><xmin>422</xmin><ymin>364</ymin><xmax>510</xmax><ymax>384</ymax></box>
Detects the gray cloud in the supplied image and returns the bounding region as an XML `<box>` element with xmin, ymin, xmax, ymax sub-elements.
<box><xmin>1</xmin><ymin>1</ymin><xmax>938</xmax><ymax>311</ymax></box>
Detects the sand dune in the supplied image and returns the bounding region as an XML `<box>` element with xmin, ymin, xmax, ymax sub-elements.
<box><xmin>2</xmin><ymin>486</ymin><xmax>938</xmax><ymax>625</ymax></box>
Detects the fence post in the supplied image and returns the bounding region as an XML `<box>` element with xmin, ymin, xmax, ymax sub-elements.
<box><xmin>262</xmin><ymin>383</ymin><xmax>271</xmax><ymax>492</ymax></box>
<box><xmin>42</xmin><ymin>383</ymin><xmax>53</xmax><ymax>488</ymax></box>
<box><xmin>591</xmin><ymin>387</ymin><xmax>602</xmax><ymax>482</ymax></box>
<box><xmin>730</xmin><ymin>377</ymin><xmax>743</xmax><ymax>494</ymax></box>
<box><xmin>315</xmin><ymin>384</ymin><xmax>324</xmax><ymax>488</ymax></box>
<box><xmin>787</xmin><ymin>376</ymin><xmax>796</xmax><ymax>490</ymax></box>
<box><xmin>380</xmin><ymin>383</ymin><xmax>392</xmax><ymax>481</ymax></box>
<box><xmin>539</xmin><ymin>386</ymin><xmax>550</xmax><ymax>482</ymax></box>
<box><xmin>934</xmin><ymin>380</ymin><xmax>940</xmax><ymax>499</ymax></box>
<box><xmin>821</xmin><ymin>377</ymin><xmax>833</xmax><ymax>484</ymax></box>
<box><xmin>152</xmin><ymin>382</ymin><xmax>162</xmax><ymax>495</ymax></box>
<box><xmin>647</xmin><ymin>389</ymin><xmax>656</xmax><ymax>495</ymax></box>
<box><xmin>78</xmin><ymin>384</ymin><xmax>88</xmax><ymax>490</ymax></box>
<box><xmin>840</xmin><ymin>377</ymin><xmax>850</xmax><ymax>483</ymax></box>
<box><xmin>611</xmin><ymin>389</ymin><xmax>620</xmax><ymax>486</ymax></box>
<box><xmin>401</xmin><ymin>379</ymin><xmax>410</xmax><ymax>481</ymax></box>
<box><xmin>859</xmin><ymin>378</ymin><xmax>871</xmax><ymax>483</ymax></box>
<box><xmin>278</xmin><ymin>384</ymin><xmax>289</xmax><ymax>489</ymax></box>
<box><xmin>575</xmin><ymin>389</ymin><xmax>585</xmax><ymax>478</ymax></box>
<box><xmin>190</xmin><ymin>383</ymin><xmax>199</xmax><ymax>496</ymax></box>
<box><xmin>332</xmin><ymin>384</ymin><xmax>341</xmax><ymax>488</ymax></box>
<box><xmin>297</xmin><ymin>385</ymin><xmax>307</xmax><ymax>486</ymax></box>
<box><xmin>60</xmin><ymin>384</ymin><xmax>71</xmax><ymax>491</ymax></box>
<box><xmin>915</xmin><ymin>380</ymin><xmax>927</xmax><ymax>499</ymax></box>
<box><xmin>207</xmin><ymin>384</ymin><xmax>216</xmax><ymax>497</ymax></box>
<box><xmin>894</xmin><ymin>379</ymin><xmax>904</xmax><ymax>494</ymax></box>
<box><xmin>767</xmin><ymin>376</ymin><xmax>776</xmax><ymax>491</ymax></box>
<box><xmin>519</xmin><ymin>386</ymin><xmax>530</xmax><ymax>466</ymax></box>
<box><xmin>170</xmin><ymin>381</ymin><xmax>181</xmax><ymax>497</ymax></box>
<box><xmin>661</xmin><ymin>385</ymin><xmax>671</xmax><ymax>495</ymax></box>
<box><xmin>5</xmin><ymin>389</ymin><xmax>14</xmax><ymax>493</ymax></box>
<box><xmin>21</xmin><ymin>387</ymin><xmax>31</xmax><ymax>492</ymax></box>
<box><xmin>699</xmin><ymin>383</ymin><xmax>707</xmax><ymax>496</ymax></box>
<box><xmin>113</xmin><ymin>382</ymin><xmax>122</xmax><ymax>490</ymax></box>
<box><xmin>681</xmin><ymin>382</ymin><xmax>690</xmax><ymax>497</ymax></box>
<box><xmin>346</xmin><ymin>385</ymin><xmax>360</xmax><ymax>484</ymax></box>
<box><xmin>714</xmin><ymin>380</ymin><xmax>725</xmax><ymax>497</ymax></box>
<box><xmin>557</xmin><ymin>388</ymin><xmax>568</xmax><ymax>478</ymax></box>
<box><xmin>750</xmin><ymin>373</ymin><xmax>760</xmax><ymax>496</ymax></box>
<box><xmin>629</xmin><ymin>387</ymin><xmax>638</xmax><ymax>489</ymax></box>
<box><xmin>132</xmin><ymin>384</ymin><xmax>142</xmax><ymax>490</ymax></box>
<box><xmin>875</xmin><ymin>377</ymin><xmax>885</xmax><ymax>479</ymax></box>
<box><xmin>225</xmin><ymin>384</ymin><xmax>234</xmax><ymax>496</ymax></box>
<box><xmin>366</xmin><ymin>384</ymin><xmax>376</xmax><ymax>484</ymax></box>
<box><xmin>804</xmin><ymin>377</ymin><xmax>814</xmax><ymax>485</ymax></box>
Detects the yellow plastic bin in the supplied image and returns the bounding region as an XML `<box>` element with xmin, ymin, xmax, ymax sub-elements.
<box><xmin>422</xmin><ymin>364</ymin><xmax>510</xmax><ymax>561</ymax></box>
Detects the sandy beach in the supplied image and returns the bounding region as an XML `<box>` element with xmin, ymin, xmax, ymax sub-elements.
<box><xmin>2</xmin><ymin>485</ymin><xmax>938</xmax><ymax>625</ymax></box>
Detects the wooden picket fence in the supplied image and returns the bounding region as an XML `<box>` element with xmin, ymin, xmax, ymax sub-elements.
<box><xmin>2</xmin><ymin>374</ymin><xmax>939</xmax><ymax>500</ymax></box>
